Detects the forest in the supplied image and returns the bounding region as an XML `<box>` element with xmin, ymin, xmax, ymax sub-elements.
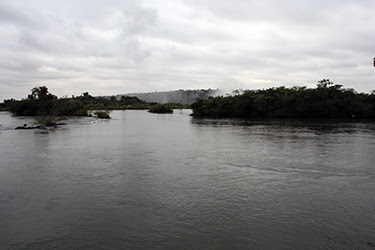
<box><xmin>191</xmin><ymin>80</ymin><xmax>375</xmax><ymax>119</ymax></box>
<box><xmin>1</xmin><ymin>86</ymin><xmax>188</xmax><ymax>116</ymax></box>
<box><xmin>2</xmin><ymin>80</ymin><xmax>375</xmax><ymax>119</ymax></box>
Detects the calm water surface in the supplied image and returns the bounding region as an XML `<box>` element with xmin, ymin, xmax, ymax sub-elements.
<box><xmin>0</xmin><ymin>110</ymin><xmax>375</xmax><ymax>249</ymax></box>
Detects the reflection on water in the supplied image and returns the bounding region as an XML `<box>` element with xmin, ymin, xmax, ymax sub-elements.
<box><xmin>0</xmin><ymin>110</ymin><xmax>375</xmax><ymax>249</ymax></box>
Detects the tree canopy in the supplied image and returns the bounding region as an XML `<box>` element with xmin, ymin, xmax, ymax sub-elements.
<box><xmin>2</xmin><ymin>86</ymin><xmax>188</xmax><ymax>116</ymax></box>
<box><xmin>191</xmin><ymin>80</ymin><xmax>375</xmax><ymax>119</ymax></box>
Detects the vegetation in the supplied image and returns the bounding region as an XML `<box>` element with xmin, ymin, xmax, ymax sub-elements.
<box><xmin>35</xmin><ymin>116</ymin><xmax>66</xmax><ymax>127</ymax></box>
<box><xmin>94</xmin><ymin>110</ymin><xmax>111</xmax><ymax>119</ymax></box>
<box><xmin>149</xmin><ymin>104</ymin><xmax>173</xmax><ymax>114</ymax></box>
<box><xmin>1</xmin><ymin>86</ymin><xmax>190</xmax><ymax>117</ymax></box>
<box><xmin>0</xmin><ymin>102</ymin><xmax>6</xmax><ymax>111</ymax></box>
<box><xmin>191</xmin><ymin>79</ymin><xmax>375</xmax><ymax>119</ymax></box>
<box><xmin>4</xmin><ymin>87</ymin><xmax>87</xmax><ymax>116</ymax></box>
<box><xmin>4</xmin><ymin>80</ymin><xmax>373</xmax><ymax>120</ymax></box>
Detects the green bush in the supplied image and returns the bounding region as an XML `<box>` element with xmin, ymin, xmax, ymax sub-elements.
<box><xmin>94</xmin><ymin>110</ymin><xmax>111</xmax><ymax>119</ymax></box>
<box><xmin>149</xmin><ymin>104</ymin><xmax>173</xmax><ymax>114</ymax></box>
<box><xmin>35</xmin><ymin>116</ymin><xmax>66</xmax><ymax>127</ymax></box>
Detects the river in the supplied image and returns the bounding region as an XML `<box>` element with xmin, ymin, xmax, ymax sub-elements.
<box><xmin>0</xmin><ymin>110</ymin><xmax>374</xmax><ymax>249</ymax></box>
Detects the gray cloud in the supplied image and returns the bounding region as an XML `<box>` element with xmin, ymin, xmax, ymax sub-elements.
<box><xmin>0</xmin><ymin>0</ymin><xmax>374</xmax><ymax>101</ymax></box>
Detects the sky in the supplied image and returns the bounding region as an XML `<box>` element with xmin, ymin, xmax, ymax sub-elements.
<box><xmin>1</xmin><ymin>0</ymin><xmax>374</xmax><ymax>101</ymax></box>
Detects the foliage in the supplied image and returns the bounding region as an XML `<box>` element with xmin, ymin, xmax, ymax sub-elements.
<box><xmin>35</xmin><ymin>116</ymin><xmax>65</xmax><ymax>127</ymax></box>
<box><xmin>149</xmin><ymin>104</ymin><xmax>173</xmax><ymax>114</ymax></box>
<box><xmin>2</xmin><ymin>87</ymin><xmax>153</xmax><ymax>116</ymax></box>
<box><xmin>2</xmin><ymin>86</ymin><xmax>200</xmax><ymax>117</ymax></box>
<box><xmin>191</xmin><ymin>80</ymin><xmax>375</xmax><ymax>119</ymax></box>
<box><xmin>6</xmin><ymin>87</ymin><xmax>57</xmax><ymax>116</ymax></box>
<box><xmin>0</xmin><ymin>102</ymin><xmax>7</xmax><ymax>111</ymax></box>
<box><xmin>94</xmin><ymin>110</ymin><xmax>111</xmax><ymax>119</ymax></box>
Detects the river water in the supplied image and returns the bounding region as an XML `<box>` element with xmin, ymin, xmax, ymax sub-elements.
<box><xmin>0</xmin><ymin>110</ymin><xmax>374</xmax><ymax>249</ymax></box>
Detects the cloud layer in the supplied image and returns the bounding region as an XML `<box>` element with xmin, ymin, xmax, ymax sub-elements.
<box><xmin>1</xmin><ymin>0</ymin><xmax>374</xmax><ymax>101</ymax></box>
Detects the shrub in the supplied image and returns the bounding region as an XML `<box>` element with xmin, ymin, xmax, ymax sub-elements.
<box><xmin>35</xmin><ymin>116</ymin><xmax>66</xmax><ymax>127</ymax></box>
<box><xmin>149</xmin><ymin>104</ymin><xmax>173</xmax><ymax>114</ymax></box>
<box><xmin>94</xmin><ymin>110</ymin><xmax>111</xmax><ymax>119</ymax></box>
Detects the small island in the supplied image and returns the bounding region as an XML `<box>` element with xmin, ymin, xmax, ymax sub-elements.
<box><xmin>148</xmin><ymin>104</ymin><xmax>173</xmax><ymax>114</ymax></box>
<box><xmin>94</xmin><ymin>111</ymin><xmax>111</xmax><ymax>119</ymax></box>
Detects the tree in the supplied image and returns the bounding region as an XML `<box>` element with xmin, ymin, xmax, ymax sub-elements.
<box><xmin>28</xmin><ymin>86</ymin><xmax>56</xmax><ymax>101</ymax></box>
<box><xmin>190</xmin><ymin>82</ymin><xmax>375</xmax><ymax>119</ymax></box>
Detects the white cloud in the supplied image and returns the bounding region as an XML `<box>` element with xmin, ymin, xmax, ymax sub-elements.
<box><xmin>0</xmin><ymin>0</ymin><xmax>374</xmax><ymax>101</ymax></box>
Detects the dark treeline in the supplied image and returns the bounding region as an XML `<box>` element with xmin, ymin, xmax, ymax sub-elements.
<box><xmin>4</xmin><ymin>80</ymin><xmax>375</xmax><ymax>119</ymax></box>
<box><xmin>2</xmin><ymin>86</ymin><xmax>188</xmax><ymax>116</ymax></box>
<box><xmin>191</xmin><ymin>80</ymin><xmax>375</xmax><ymax>119</ymax></box>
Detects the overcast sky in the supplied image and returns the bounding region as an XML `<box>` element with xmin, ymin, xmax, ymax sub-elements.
<box><xmin>1</xmin><ymin>0</ymin><xmax>374</xmax><ymax>101</ymax></box>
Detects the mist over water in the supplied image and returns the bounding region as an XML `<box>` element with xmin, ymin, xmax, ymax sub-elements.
<box><xmin>1</xmin><ymin>110</ymin><xmax>375</xmax><ymax>249</ymax></box>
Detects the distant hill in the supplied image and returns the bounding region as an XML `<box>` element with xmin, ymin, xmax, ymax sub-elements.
<box><xmin>115</xmin><ymin>89</ymin><xmax>219</xmax><ymax>105</ymax></box>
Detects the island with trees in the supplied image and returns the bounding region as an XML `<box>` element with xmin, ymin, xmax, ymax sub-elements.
<box><xmin>148</xmin><ymin>104</ymin><xmax>174</xmax><ymax>114</ymax></box>
<box><xmin>191</xmin><ymin>80</ymin><xmax>375</xmax><ymax>119</ymax></box>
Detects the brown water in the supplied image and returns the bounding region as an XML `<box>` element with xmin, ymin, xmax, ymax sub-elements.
<box><xmin>0</xmin><ymin>110</ymin><xmax>374</xmax><ymax>249</ymax></box>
